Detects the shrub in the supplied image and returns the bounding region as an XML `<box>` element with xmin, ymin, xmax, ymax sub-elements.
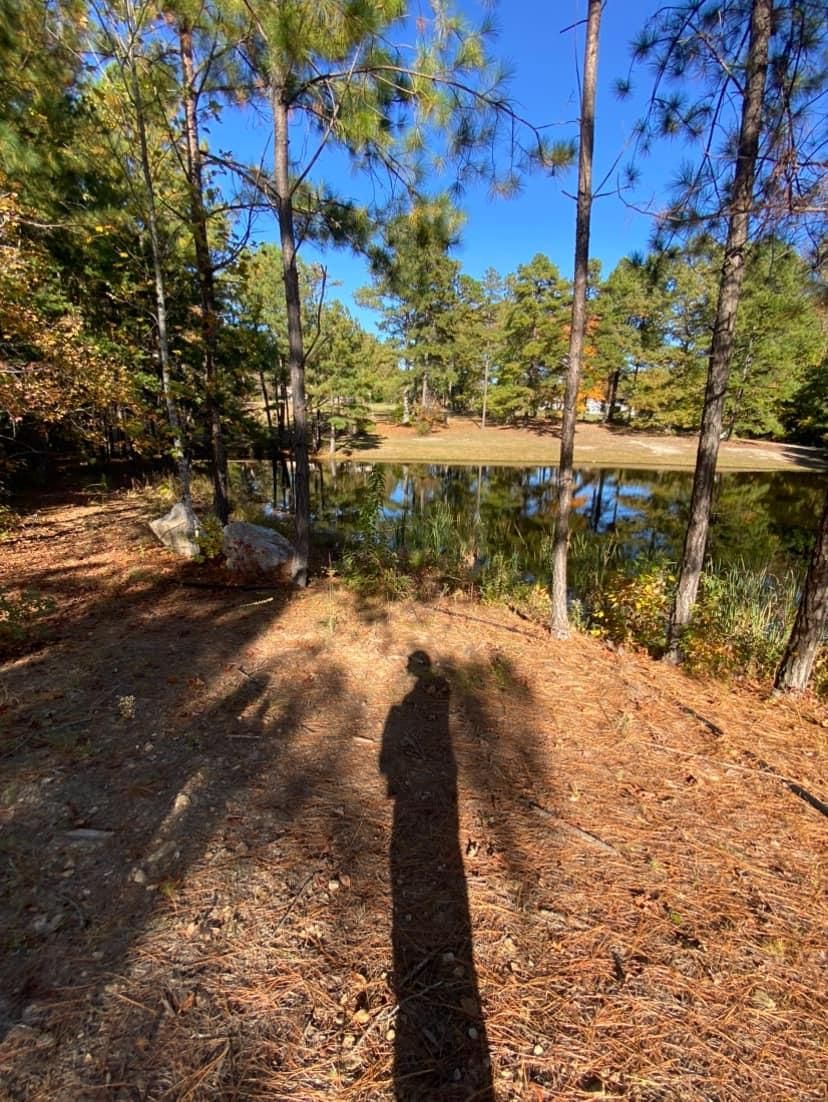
<box><xmin>682</xmin><ymin>564</ymin><xmax>800</xmax><ymax>682</ymax></box>
<box><xmin>0</xmin><ymin>504</ymin><xmax>21</xmax><ymax>540</ymax></box>
<box><xmin>196</xmin><ymin>513</ymin><xmax>225</xmax><ymax>561</ymax></box>
<box><xmin>589</xmin><ymin>563</ymin><xmax>673</xmax><ymax>653</ymax></box>
<box><xmin>0</xmin><ymin>589</ymin><xmax>55</xmax><ymax>650</ymax></box>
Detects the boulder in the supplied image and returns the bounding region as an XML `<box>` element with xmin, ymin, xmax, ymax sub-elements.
<box><xmin>149</xmin><ymin>501</ymin><xmax>200</xmax><ymax>559</ymax></box>
<box><xmin>223</xmin><ymin>521</ymin><xmax>295</xmax><ymax>578</ymax></box>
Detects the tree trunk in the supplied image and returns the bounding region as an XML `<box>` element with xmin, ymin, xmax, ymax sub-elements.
<box><xmin>273</xmin><ymin>84</ymin><xmax>310</xmax><ymax>585</ymax></box>
<box><xmin>180</xmin><ymin>23</ymin><xmax>229</xmax><ymax>523</ymax></box>
<box><xmin>126</xmin><ymin>11</ymin><xmax>191</xmax><ymax>508</ymax></box>
<box><xmin>278</xmin><ymin>376</ymin><xmax>292</xmax><ymax>493</ymax></box>
<box><xmin>550</xmin><ymin>0</ymin><xmax>602</xmax><ymax>638</ymax></box>
<box><xmin>666</xmin><ymin>0</ymin><xmax>772</xmax><ymax>659</ymax></box>
<box><xmin>775</xmin><ymin>486</ymin><xmax>828</xmax><ymax>693</ymax></box>
<box><xmin>259</xmin><ymin>367</ymin><xmax>280</xmax><ymax>503</ymax></box>
<box><xmin>481</xmin><ymin>353</ymin><xmax>489</xmax><ymax>429</ymax></box>
<box><xmin>603</xmin><ymin>368</ymin><xmax>620</xmax><ymax>424</ymax></box>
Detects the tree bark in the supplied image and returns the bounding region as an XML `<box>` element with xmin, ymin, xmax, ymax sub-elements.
<box><xmin>550</xmin><ymin>0</ymin><xmax>602</xmax><ymax>638</ymax></box>
<box><xmin>775</xmin><ymin>486</ymin><xmax>828</xmax><ymax>693</ymax></box>
<box><xmin>273</xmin><ymin>84</ymin><xmax>310</xmax><ymax>585</ymax></box>
<box><xmin>180</xmin><ymin>23</ymin><xmax>229</xmax><ymax>523</ymax></box>
<box><xmin>666</xmin><ymin>0</ymin><xmax>772</xmax><ymax>659</ymax></box>
<box><xmin>481</xmin><ymin>353</ymin><xmax>489</xmax><ymax>429</ymax></box>
<box><xmin>259</xmin><ymin>367</ymin><xmax>279</xmax><ymax>503</ymax></box>
<box><xmin>603</xmin><ymin>368</ymin><xmax>620</xmax><ymax>424</ymax></box>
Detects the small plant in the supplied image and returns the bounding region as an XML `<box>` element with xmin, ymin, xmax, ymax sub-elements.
<box><xmin>0</xmin><ymin>589</ymin><xmax>55</xmax><ymax>649</ymax></box>
<box><xmin>682</xmin><ymin>563</ymin><xmax>801</xmax><ymax>681</ymax></box>
<box><xmin>196</xmin><ymin>512</ymin><xmax>225</xmax><ymax>561</ymax></box>
<box><xmin>117</xmin><ymin>695</ymin><xmax>136</xmax><ymax>720</ymax></box>
<box><xmin>0</xmin><ymin>504</ymin><xmax>21</xmax><ymax>540</ymax></box>
<box><xmin>590</xmin><ymin>563</ymin><xmax>673</xmax><ymax>653</ymax></box>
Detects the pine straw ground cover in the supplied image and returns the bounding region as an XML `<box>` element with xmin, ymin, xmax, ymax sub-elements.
<box><xmin>0</xmin><ymin>492</ymin><xmax>826</xmax><ymax>1101</ymax></box>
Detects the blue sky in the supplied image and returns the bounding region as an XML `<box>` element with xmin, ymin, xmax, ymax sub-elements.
<box><xmin>217</xmin><ymin>1</ymin><xmax>691</xmax><ymax>326</ymax></box>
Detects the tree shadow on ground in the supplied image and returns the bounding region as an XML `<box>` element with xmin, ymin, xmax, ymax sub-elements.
<box><xmin>777</xmin><ymin>442</ymin><xmax>828</xmax><ymax>471</ymax></box>
<box><xmin>0</xmin><ymin>498</ymin><xmax>367</xmax><ymax>1095</ymax></box>
<box><xmin>494</xmin><ymin>419</ymin><xmax>562</xmax><ymax>439</ymax></box>
<box><xmin>1</xmin><ymin>494</ymin><xmax>558</xmax><ymax>1098</ymax></box>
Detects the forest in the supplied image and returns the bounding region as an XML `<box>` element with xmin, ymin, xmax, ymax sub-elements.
<box><xmin>1</xmin><ymin>3</ymin><xmax>828</xmax><ymax>1098</ymax></box>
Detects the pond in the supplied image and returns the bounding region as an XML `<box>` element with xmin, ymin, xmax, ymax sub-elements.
<box><xmin>234</xmin><ymin>461</ymin><xmax>825</xmax><ymax>581</ymax></box>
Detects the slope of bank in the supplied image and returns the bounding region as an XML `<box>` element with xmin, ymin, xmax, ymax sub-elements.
<box><xmin>1</xmin><ymin>492</ymin><xmax>826</xmax><ymax>1100</ymax></box>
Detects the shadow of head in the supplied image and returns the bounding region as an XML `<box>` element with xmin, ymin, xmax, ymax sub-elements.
<box><xmin>406</xmin><ymin>649</ymin><xmax>432</xmax><ymax>677</ymax></box>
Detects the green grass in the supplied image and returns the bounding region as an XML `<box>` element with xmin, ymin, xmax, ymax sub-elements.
<box><xmin>344</xmin><ymin>416</ymin><xmax>826</xmax><ymax>472</ymax></box>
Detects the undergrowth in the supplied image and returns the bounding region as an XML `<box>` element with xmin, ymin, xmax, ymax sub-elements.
<box><xmin>336</xmin><ymin>501</ymin><xmax>824</xmax><ymax>696</ymax></box>
<box><xmin>0</xmin><ymin>589</ymin><xmax>55</xmax><ymax>652</ymax></box>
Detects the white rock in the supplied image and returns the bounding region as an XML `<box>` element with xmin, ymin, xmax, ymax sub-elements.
<box><xmin>223</xmin><ymin>522</ymin><xmax>296</xmax><ymax>578</ymax></box>
<box><xmin>149</xmin><ymin>502</ymin><xmax>200</xmax><ymax>559</ymax></box>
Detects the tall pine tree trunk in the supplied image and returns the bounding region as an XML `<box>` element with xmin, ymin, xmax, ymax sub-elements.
<box><xmin>273</xmin><ymin>84</ymin><xmax>310</xmax><ymax>585</ymax></box>
<box><xmin>603</xmin><ymin>368</ymin><xmax>620</xmax><ymax>424</ymax></box>
<box><xmin>550</xmin><ymin>0</ymin><xmax>602</xmax><ymax>637</ymax></box>
<box><xmin>666</xmin><ymin>0</ymin><xmax>772</xmax><ymax>659</ymax></box>
<box><xmin>481</xmin><ymin>353</ymin><xmax>489</xmax><ymax>429</ymax></box>
<box><xmin>775</xmin><ymin>486</ymin><xmax>828</xmax><ymax>692</ymax></box>
<box><xmin>180</xmin><ymin>23</ymin><xmax>229</xmax><ymax>523</ymax></box>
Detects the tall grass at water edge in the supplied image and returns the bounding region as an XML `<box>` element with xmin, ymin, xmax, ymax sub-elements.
<box><xmin>338</xmin><ymin>501</ymin><xmax>822</xmax><ymax>693</ymax></box>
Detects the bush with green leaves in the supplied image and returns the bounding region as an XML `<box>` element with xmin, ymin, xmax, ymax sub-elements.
<box><xmin>196</xmin><ymin>513</ymin><xmax>224</xmax><ymax>561</ymax></box>
<box><xmin>0</xmin><ymin>589</ymin><xmax>55</xmax><ymax>650</ymax></box>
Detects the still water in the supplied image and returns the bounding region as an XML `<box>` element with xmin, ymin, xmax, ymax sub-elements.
<box><xmin>236</xmin><ymin>462</ymin><xmax>825</xmax><ymax>578</ymax></box>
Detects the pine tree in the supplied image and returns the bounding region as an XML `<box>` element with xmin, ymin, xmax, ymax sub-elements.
<box><xmin>550</xmin><ymin>0</ymin><xmax>603</xmax><ymax>637</ymax></box>
<box><xmin>626</xmin><ymin>0</ymin><xmax>827</xmax><ymax>657</ymax></box>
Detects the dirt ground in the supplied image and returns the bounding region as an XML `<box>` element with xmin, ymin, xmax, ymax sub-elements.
<box><xmin>1</xmin><ymin>491</ymin><xmax>826</xmax><ymax>1101</ymax></box>
<box><xmin>343</xmin><ymin>417</ymin><xmax>828</xmax><ymax>472</ymax></box>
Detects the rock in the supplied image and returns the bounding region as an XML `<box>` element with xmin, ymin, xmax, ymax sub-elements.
<box><xmin>172</xmin><ymin>792</ymin><xmax>191</xmax><ymax>815</ymax></box>
<box><xmin>223</xmin><ymin>522</ymin><xmax>295</xmax><ymax>579</ymax></box>
<box><xmin>149</xmin><ymin>502</ymin><xmax>200</xmax><ymax>559</ymax></box>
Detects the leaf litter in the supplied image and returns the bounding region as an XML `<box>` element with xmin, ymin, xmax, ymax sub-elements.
<box><xmin>0</xmin><ymin>490</ymin><xmax>825</xmax><ymax>1100</ymax></box>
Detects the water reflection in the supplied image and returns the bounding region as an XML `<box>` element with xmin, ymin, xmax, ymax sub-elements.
<box><xmin>232</xmin><ymin>461</ymin><xmax>823</xmax><ymax>579</ymax></box>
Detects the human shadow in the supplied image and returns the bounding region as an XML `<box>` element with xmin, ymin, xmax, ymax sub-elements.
<box><xmin>380</xmin><ymin>651</ymin><xmax>493</xmax><ymax>1101</ymax></box>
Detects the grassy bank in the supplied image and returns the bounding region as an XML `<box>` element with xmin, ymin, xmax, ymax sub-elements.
<box><xmin>338</xmin><ymin>415</ymin><xmax>828</xmax><ymax>472</ymax></box>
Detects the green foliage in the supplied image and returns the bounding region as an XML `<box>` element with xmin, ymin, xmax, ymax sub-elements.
<box><xmin>682</xmin><ymin>564</ymin><xmax>802</xmax><ymax>681</ymax></box>
<box><xmin>785</xmin><ymin>356</ymin><xmax>828</xmax><ymax>445</ymax></box>
<box><xmin>359</xmin><ymin>201</ymin><xmax>463</xmax><ymax>407</ymax></box>
<box><xmin>592</xmin><ymin>238</ymin><xmax>826</xmax><ymax>438</ymax></box>
<box><xmin>196</xmin><ymin>513</ymin><xmax>224</xmax><ymax>561</ymax></box>
<box><xmin>0</xmin><ymin>589</ymin><xmax>55</xmax><ymax>651</ymax></box>
<box><xmin>587</xmin><ymin>562</ymin><xmax>673</xmax><ymax>652</ymax></box>
<box><xmin>496</xmin><ymin>254</ymin><xmax>571</xmax><ymax>419</ymax></box>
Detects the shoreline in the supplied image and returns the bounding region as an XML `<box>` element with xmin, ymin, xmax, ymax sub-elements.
<box><xmin>333</xmin><ymin>416</ymin><xmax>828</xmax><ymax>473</ymax></box>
